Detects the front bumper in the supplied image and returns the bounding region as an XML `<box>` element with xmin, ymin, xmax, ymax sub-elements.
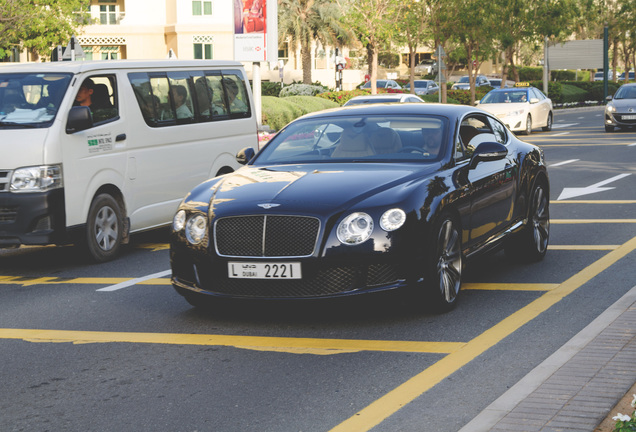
<box><xmin>605</xmin><ymin>111</ymin><xmax>636</xmax><ymax>128</ymax></box>
<box><xmin>0</xmin><ymin>188</ymin><xmax>66</xmax><ymax>248</ymax></box>
<box><xmin>170</xmin><ymin>245</ymin><xmax>410</xmax><ymax>300</ymax></box>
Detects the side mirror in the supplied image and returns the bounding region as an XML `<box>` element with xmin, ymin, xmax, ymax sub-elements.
<box><xmin>236</xmin><ymin>147</ymin><xmax>256</xmax><ymax>165</ymax></box>
<box><xmin>529</xmin><ymin>97</ymin><xmax>539</xmax><ymax>104</ymax></box>
<box><xmin>606</xmin><ymin>95</ymin><xmax>613</xmax><ymax>101</ymax></box>
<box><xmin>66</xmin><ymin>106</ymin><xmax>93</xmax><ymax>133</ymax></box>
<box><xmin>469</xmin><ymin>142</ymin><xmax>507</xmax><ymax>169</ymax></box>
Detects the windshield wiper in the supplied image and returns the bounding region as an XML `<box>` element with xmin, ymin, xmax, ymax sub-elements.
<box><xmin>0</xmin><ymin>121</ymin><xmax>39</xmax><ymax>128</ymax></box>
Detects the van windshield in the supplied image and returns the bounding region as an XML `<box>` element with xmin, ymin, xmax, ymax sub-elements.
<box><xmin>0</xmin><ymin>73</ymin><xmax>72</xmax><ymax>128</ymax></box>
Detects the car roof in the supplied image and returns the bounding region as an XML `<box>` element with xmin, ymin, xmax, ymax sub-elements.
<box><xmin>299</xmin><ymin>102</ymin><xmax>481</xmax><ymax>120</ymax></box>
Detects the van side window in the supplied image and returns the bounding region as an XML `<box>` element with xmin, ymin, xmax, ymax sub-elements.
<box><xmin>74</xmin><ymin>75</ymin><xmax>118</xmax><ymax>125</ymax></box>
<box><xmin>128</xmin><ymin>70</ymin><xmax>251</xmax><ymax>127</ymax></box>
<box><xmin>221</xmin><ymin>74</ymin><xmax>249</xmax><ymax>115</ymax></box>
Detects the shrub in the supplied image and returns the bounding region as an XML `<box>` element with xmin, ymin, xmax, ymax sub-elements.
<box><xmin>519</xmin><ymin>67</ymin><xmax>544</xmax><ymax>81</ymax></box>
<box><xmin>261</xmin><ymin>95</ymin><xmax>338</xmax><ymax>131</ymax></box>
<box><xmin>261</xmin><ymin>81</ymin><xmax>283</xmax><ymax>97</ymax></box>
<box><xmin>279</xmin><ymin>83</ymin><xmax>328</xmax><ymax>97</ymax></box>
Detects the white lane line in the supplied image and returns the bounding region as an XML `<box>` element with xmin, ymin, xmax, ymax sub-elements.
<box><xmin>552</xmin><ymin>132</ymin><xmax>570</xmax><ymax>136</ymax></box>
<box><xmin>628</xmin><ymin>143</ymin><xmax>636</xmax><ymax>147</ymax></box>
<box><xmin>97</xmin><ymin>270</ymin><xmax>172</xmax><ymax>292</ymax></box>
<box><xmin>549</xmin><ymin>159</ymin><xmax>579</xmax><ymax>167</ymax></box>
<box><xmin>552</xmin><ymin>123</ymin><xmax>578</xmax><ymax>129</ymax></box>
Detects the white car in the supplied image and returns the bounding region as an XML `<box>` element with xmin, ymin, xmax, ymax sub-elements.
<box><xmin>476</xmin><ymin>84</ymin><xmax>553</xmax><ymax>135</ymax></box>
<box><xmin>343</xmin><ymin>94</ymin><xmax>424</xmax><ymax>106</ymax></box>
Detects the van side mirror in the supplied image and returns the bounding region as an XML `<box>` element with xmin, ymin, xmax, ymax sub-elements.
<box><xmin>469</xmin><ymin>142</ymin><xmax>507</xmax><ymax>169</ymax></box>
<box><xmin>66</xmin><ymin>106</ymin><xmax>93</xmax><ymax>133</ymax></box>
<box><xmin>236</xmin><ymin>147</ymin><xmax>256</xmax><ymax>165</ymax></box>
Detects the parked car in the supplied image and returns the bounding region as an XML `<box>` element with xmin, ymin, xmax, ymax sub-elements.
<box><xmin>403</xmin><ymin>80</ymin><xmax>439</xmax><ymax>95</ymax></box>
<box><xmin>604</xmin><ymin>82</ymin><xmax>636</xmax><ymax>132</ymax></box>
<box><xmin>170</xmin><ymin>103</ymin><xmax>550</xmax><ymax>312</ymax></box>
<box><xmin>488</xmin><ymin>78</ymin><xmax>513</xmax><ymax>88</ymax></box>
<box><xmin>359</xmin><ymin>79</ymin><xmax>402</xmax><ymax>90</ymax></box>
<box><xmin>594</xmin><ymin>70</ymin><xmax>614</xmax><ymax>81</ymax></box>
<box><xmin>414</xmin><ymin>59</ymin><xmax>437</xmax><ymax>75</ymax></box>
<box><xmin>618</xmin><ymin>71</ymin><xmax>635</xmax><ymax>81</ymax></box>
<box><xmin>476</xmin><ymin>84</ymin><xmax>553</xmax><ymax>135</ymax></box>
<box><xmin>343</xmin><ymin>94</ymin><xmax>424</xmax><ymax>106</ymax></box>
<box><xmin>451</xmin><ymin>75</ymin><xmax>491</xmax><ymax>90</ymax></box>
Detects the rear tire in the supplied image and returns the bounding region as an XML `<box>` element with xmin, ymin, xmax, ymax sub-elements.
<box><xmin>505</xmin><ymin>181</ymin><xmax>550</xmax><ymax>262</ymax></box>
<box><xmin>84</xmin><ymin>193</ymin><xmax>124</xmax><ymax>262</ymax></box>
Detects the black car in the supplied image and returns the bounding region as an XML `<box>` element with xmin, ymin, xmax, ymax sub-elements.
<box><xmin>170</xmin><ymin>104</ymin><xmax>550</xmax><ymax>311</ymax></box>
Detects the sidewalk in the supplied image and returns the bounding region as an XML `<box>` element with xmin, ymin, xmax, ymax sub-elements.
<box><xmin>460</xmin><ymin>285</ymin><xmax>636</xmax><ymax>432</ymax></box>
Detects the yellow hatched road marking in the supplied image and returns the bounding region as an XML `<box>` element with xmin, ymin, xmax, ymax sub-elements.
<box><xmin>551</xmin><ymin>200</ymin><xmax>636</xmax><ymax>204</ymax></box>
<box><xmin>551</xmin><ymin>219</ymin><xmax>636</xmax><ymax>223</ymax></box>
<box><xmin>463</xmin><ymin>283</ymin><xmax>557</xmax><ymax>291</ymax></box>
<box><xmin>0</xmin><ymin>276</ymin><xmax>171</xmax><ymax>286</ymax></box>
<box><xmin>0</xmin><ymin>329</ymin><xmax>464</xmax><ymax>355</ymax></box>
<box><xmin>329</xmin><ymin>235</ymin><xmax>636</xmax><ymax>432</ymax></box>
<box><xmin>549</xmin><ymin>245</ymin><xmax>619</xmax><ymax>250</ymax></box>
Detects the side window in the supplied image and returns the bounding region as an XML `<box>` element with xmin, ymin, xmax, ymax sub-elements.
<box><xmin>458</xmin><ymin>114</ymin><xmax>497</xmax><ymax>156</ymax></box>
<box><xmin>488</xmin><ymin>117</ymin><xmax>508</xmax><ymax>144</ymax></box>
<box><xmin>127</xmin><ymin>69</ymin><xmax>250</xmax><ymax>127</ymax></box>
<box><xmin>205</xmin><ymin>73</ymin><xmax>229</xmax><ymax>116</ymax></box>
<box><xmin>167</xmin><ymin>72</ymin><xmax>194</xmax><ymax>122</ymax></box>
<box><xmin>221</xmin><ymin>73</ymin><xmax>250</xmax><ymax>116</ymax></box>
<box><xmin>74</xmin><ymin>75</ymin><xmax>118</xmax><ymax>125</ymax></box>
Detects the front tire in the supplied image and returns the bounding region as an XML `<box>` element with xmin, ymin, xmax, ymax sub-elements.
<box><xmin>542</xmin><ymin>112</ymin><xmax>553</xmax><ymax>131</ymax></box>
<box><xmin>84</xmin><ymin>193</ymin><xmax>124</xmax><ymax>262</ymax></box>
<box><xmin>421</xmin><ymin>213</ymin><xmax>463</xmax><ymax>312</ymax></box>
<box><xmin>605</xmin><ymin>125</ymin><xmax>615</xmax><ymax>132</ymax></box>
<box><xmin>505</xmin><ymin>181</ymin><xmax>550</xmax><ymax>262</ymax></box>
<box><xmin>523</xmin><ymin>115</ymin><xmax>532</xmax><ymax>135</ymax></box>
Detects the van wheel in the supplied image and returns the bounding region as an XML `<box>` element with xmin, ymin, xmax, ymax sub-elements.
<box><xmin>84</xmin><ymin>193</ymin><xmax>124</xmax><ymax>262</ymax></box>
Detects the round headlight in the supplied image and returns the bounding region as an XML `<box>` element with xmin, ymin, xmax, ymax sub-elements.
<box><xmin>606</xmin><ymin>104</ymin><xmax>615</xmax><ymax>113</ymax></box>
<box><xmin>173</xmin><ymin>210</ymin><xmax>186</xmax><ymax>232</ymax></box>
<box><xmin>185</xmin><ymin>214</ymin><xmax>207</xmax><ymax>244</ymax></box>
<box><xmin>380</xmin><ymin>208</ymin><xmax>406</xmax><ymax>231</ymax></box>
<box><xmin>337</xmin><ymin>212</ymin><xmax>373</xmax><ymax>245</ymax></box>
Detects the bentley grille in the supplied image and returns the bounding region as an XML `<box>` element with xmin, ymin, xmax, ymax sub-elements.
<box><xmin>215</xmin><ymin>215</ymin><xmax>320</xmax><ymax>257</ymax></box>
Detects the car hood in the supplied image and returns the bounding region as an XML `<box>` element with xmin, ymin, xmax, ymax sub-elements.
<box><xmin>190</xmin><ymin>163</ymin><xmax>440</xmax><ymax>215</ymax></box>
<box><xmin>478</xmin><ymin>102</ymin><xmax>527</xmax><ymax>115</ymax></box>
<box><xmin>610</xmin><ymin>98</ymin><xmax>636</xmax><ymax>111</ymax></box>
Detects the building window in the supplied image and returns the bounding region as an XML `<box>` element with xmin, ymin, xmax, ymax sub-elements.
<box><xmin>194</xmin><ymin>36</ymin><xmax>214</xmax><ymax>59</ymax></box>
<box><xmin>100</xmin><ymin>5</ymin><xmax>117</xmax><ymax>24</ymax></box>
<box><xmin>192</xmin><ymin>1</ymin><xmax>212</xmax><ymax>15</ymax></box>
<box><xmin>194</xmin><ymin>44</ymin><xmax>213</xmax><ymax>59</ymax></box>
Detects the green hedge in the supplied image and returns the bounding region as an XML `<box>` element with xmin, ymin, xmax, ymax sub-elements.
<box><xmin>261</xmin><ymin>95</ymin><xmax>339</xmax><ymax>131</ymax></box>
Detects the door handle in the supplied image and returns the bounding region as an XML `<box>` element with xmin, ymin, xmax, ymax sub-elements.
<box><xmin>116</xmin><ymin>133</ymin><xmax>126</xmax><ymax>142</ymax></box>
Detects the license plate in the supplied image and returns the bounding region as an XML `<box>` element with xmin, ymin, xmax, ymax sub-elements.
<box><xmin>622</xmin><ymin>115</ymin><xmax>636</xmax><ymax>120</ymax></box>
<box><xmin>228</xmin><ymin>262</ymin><xmax>302</xmax><ymax>279</ymax></box>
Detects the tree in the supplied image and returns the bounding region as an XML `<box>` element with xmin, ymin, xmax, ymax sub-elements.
<box><xmin>1</xmin><ymin>0</ymin><xmax>91</xmax><ymax>60</ymax></box>
<box><xmin>394</xmin><ymin>0</ymin><xmax>429</xmax><ymax>94</ymax></box>
<box><xmin>339</xmin><ymin>0</ymin><xmax>401</xmax><ymax>94</ymax></box>
<box><xmin>278</xmin><ymin>0</ymin><xmax>352</xmax><ymax>85</ymax></box>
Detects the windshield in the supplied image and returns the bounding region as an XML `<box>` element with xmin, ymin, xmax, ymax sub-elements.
<box><xmin>458</xmin><ymin>76</ymin><xmax>470</xmax><ymax>83</ymax></box>
<box><xmin>254</xmin><ymin>114</ymin><xmax>449</xmax><ymax>165</ymax></box>
<box><xmin>0</xmin><ymin>73</ymin><xmax>72</xmax><ymax>128</ymax></box>
<box><xmin>614</xmin><ymin>85</ymin><xmax>636</xmax><ymax>99</ymax></box>
<box><xmin>481</xmin><ymin>90</ymin><xmax>528</xmax><ymax>104</ymax></box>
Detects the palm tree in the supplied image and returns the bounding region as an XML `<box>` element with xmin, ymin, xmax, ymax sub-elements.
<box><xmin>278</xmin><ymin>0</ymin><xmax>352</xmax><ymax>84</ymax></box>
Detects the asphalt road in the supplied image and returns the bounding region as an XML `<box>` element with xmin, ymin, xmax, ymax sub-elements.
<box><xmin>1</xmin><ymin>105</ymin><xmax>635</xmax><ymax>432</ymax></box>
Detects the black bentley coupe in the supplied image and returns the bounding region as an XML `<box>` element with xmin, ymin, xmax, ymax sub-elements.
<box><xmin>170</xmin><ymin>103</ymin><xmax>550</xmax><ymax>311</ymax></box>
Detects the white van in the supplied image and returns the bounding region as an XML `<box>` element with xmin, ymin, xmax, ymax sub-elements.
<box><xmin>0</xmin><ymin>60</ymin><xmax>258</xmax><ymax>261</ymax></box>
